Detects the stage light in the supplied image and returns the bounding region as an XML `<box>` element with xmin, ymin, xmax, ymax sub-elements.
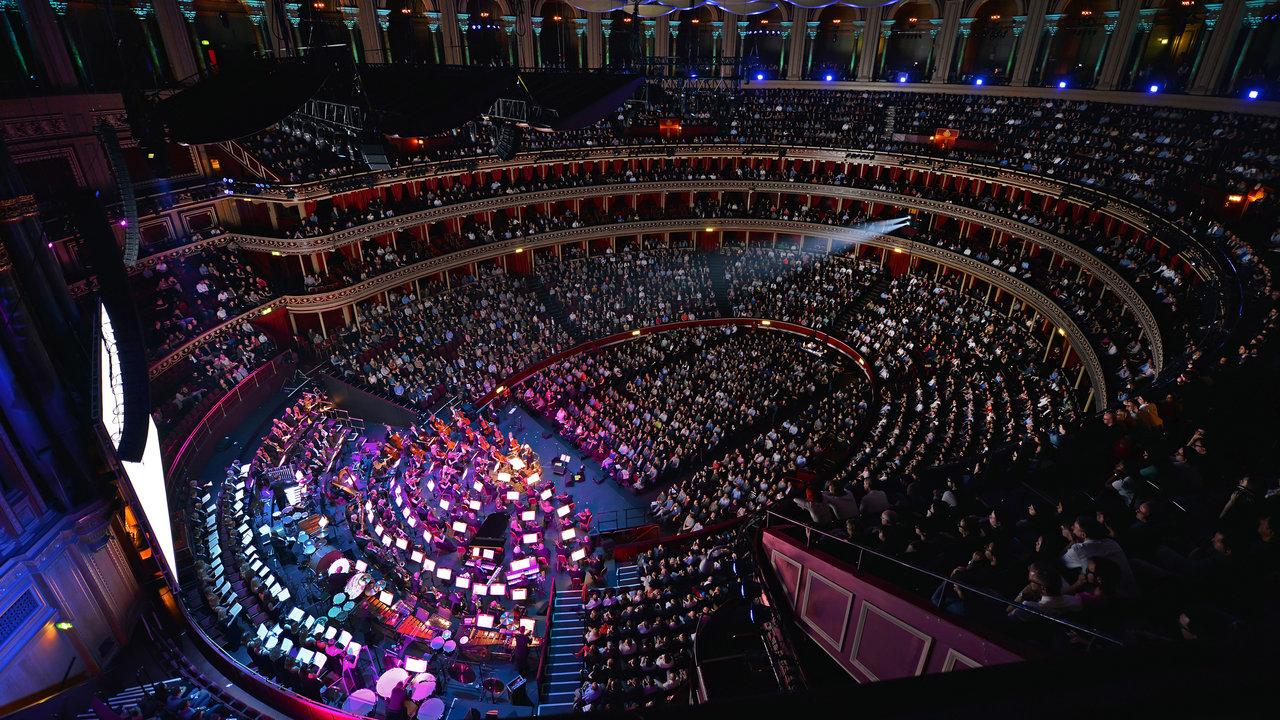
<box><xmin>1058</xmin><ymin>81</ymin><xmax>1067</xmax><ymax>89</ymax></box>
<box><xmin>1149</xmin><ymin>84</ymin><xmax>1160</xmax><ymax>93</ymax></box>
<box><xmin>974</xmin><ymin>78</ymin><xmax>984</xmax><ymax>86</ymax></box>
<box><xmin>756</xmin><ymin>73</ymin><xmax>765</xmax><ymax>81</ymax></box>
<box><xmin>1247</xmin><ymin>89</ymin><xmax>1260</xmax><ymax>100</ymax></box>
<box><xmin>55</xmin><ymin>621</ymin><xmax>74</xmax><ymax>631</ymax></box>
<box><xmin>824</xmin><ymin>74</ymin><xmax>833</xmax><ymax>82</ymax></box>
<box><xmin>898</xmin><ymin>75</ymin><xmax>908</xmax><ymax>83</ymax></box>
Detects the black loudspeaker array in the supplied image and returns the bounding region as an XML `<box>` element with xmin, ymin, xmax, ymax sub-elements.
<box><xmin>492</xmin><ymin>122</ymin><xmax>521</xmax><ymax>161</ymax></box>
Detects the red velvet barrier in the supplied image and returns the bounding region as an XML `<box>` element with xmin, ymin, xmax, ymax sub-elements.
<box><xmin>476</xmin><ymin>317</ymin><xmax>873</xmax><ymax>408</ymax></box>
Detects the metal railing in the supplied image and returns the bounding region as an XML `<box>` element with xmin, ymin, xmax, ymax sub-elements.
<box><xmin>762</xmin><ymin>508</ymin><xmax>1125</xmax><ymax>651</ymax></box>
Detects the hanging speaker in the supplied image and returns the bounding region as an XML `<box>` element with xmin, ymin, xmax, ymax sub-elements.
<box><xmin>492</xmin><ymin>122</ymin><xmax>521</xmax><ymax>161</ymax></box>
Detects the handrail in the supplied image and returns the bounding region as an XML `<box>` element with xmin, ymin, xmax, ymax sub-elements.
<box><xmin>475</xmin><ymin>316</ymin><xmax>875</xmax><ymax>408</ymax></box>
<box><xmin>163</xmin><ymin>351</ymin><xmax>295</xmax><ymax>482</ymax></box>
<box><xmin>146</xmin><ymin>217</ymin><xmax>1121</xmax><ymax>404</ymax></box>
<box><xmin>535</xmin><ymin>584</ymin><xmax>556</xmax><ymax>700</ymax></box>
<box><xmin>762</xmin><ymin>508</ymin><xmax>1125</xmax><ymax>648</ymax></box>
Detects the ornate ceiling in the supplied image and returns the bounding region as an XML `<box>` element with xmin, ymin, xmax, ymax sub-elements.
<box><xmin>566</xmin><ymin>0</ymin><xmax>905</xmax><ymax>16</ymax></box>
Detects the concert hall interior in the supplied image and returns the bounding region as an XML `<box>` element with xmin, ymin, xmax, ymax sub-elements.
<box><xmin>0</xmin><ymin>1</ymin><xmax>1278</xmax><ymax>719</ymax></box>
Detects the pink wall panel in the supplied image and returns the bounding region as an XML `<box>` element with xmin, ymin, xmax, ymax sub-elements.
<box><xmin>762</xmin><ymin>528</ymin><xmax>1023</xmax><ymax>683</ymax></box>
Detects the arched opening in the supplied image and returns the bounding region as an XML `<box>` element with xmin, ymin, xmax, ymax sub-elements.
<box><xmin>0</xmin><ymin>0</ymin><xmax>44</xmax><ymax>90</ymax></box>
<box><xmin>606</xmin><ymin>10</ymin><xmax>641</xmax><ymax>69</ymax></box>
<box><xmin>538</xmin><ymin>1</ymin><xmax>582</xmax><ymax>69</ymax></box>
<box><xmin>464</xmin><ymin>0</ymin><xmax>514</xmax><ymax>66</ymax></box>
<box><xmin>56</xmin><ymin>0</ymin><xmax>174</xmax><ymax>90</ymax></box>
<box><xmin>809</xmin><ymin>5</ymin><xmax>859</xmax><ymax>81</ymax></box>
<box><xmin>740</xmin><ymin>6</ymin><xmax>787</xmax><ymax>79</ymax></box>
<box><xmin>957</xmin><ymin>0</ymin><xmax>1019</xmax><ymax>84</ymax></box>
<box><xmin>1221</xmin><ymin>0</ymin><xmax>1277</xmax><ymax>96</ymax></box>
<box><xmin>884</xmin><ymin>2</ymin><xmax>939</xmax><ymax>82</ymax></box>
<box><xmin>1127</xmin><ymin>0</ymin><xmax>1207</xmax><ymax>91</ymax></box>
<box><xmin>386</xmin><ymin>0</ymin><xmax>446</xmax><ymax>65</ymax></box>
<box><xmin>674</xmin><ymin>5</ymin><xmax>718</xmax><ymax>67</ymax></box>
<box><xmin>1042</xmin><ymin>0</ymin><xmax>1115</xmax><ymax>87</ymax></box>
<box><xmin>294</xmin><ymin>0</ymin><xmax>362</xmax><ymax>64</ymax></box>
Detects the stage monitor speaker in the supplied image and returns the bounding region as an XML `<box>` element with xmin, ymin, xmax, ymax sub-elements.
<box><xmin>508</xmin><ymin>675</ymin><xmax>532</xmax><ymax>706</ymax></box>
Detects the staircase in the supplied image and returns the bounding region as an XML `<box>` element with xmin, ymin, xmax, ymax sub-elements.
<box><xmin>706</xmin><ymin>251</ymin><xmax>734</xmax><ymax>317</ymax></box>
<box><xmin>76</xmin><ymin>679</ymin><xmax>181</xmax><ymax>720</ymax></box>
<box><xmin>613</xmin><ymin>560</ymin><xmax>643</xmax><ymax>589</ymax></box>
<box><xmin>829</xmin><ymin>275</ymin><xmax>892</xmax><ymax>336</ymax></box>
<box><xmin>528</xmin><ymin>276</ymin><xmax>585</xmax><ymax>342</ymax></box>
<box><xmin>217</xmin><ymin>139</ymin><xmax>282</xmax><ymax>183</ymax></box>
<box><xmin>539</xmin><ymin>591</ymin><xmax>586</xmax><ymax>715</ymax></box>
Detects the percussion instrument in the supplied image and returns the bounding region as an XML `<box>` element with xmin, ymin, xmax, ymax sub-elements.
<box><xmin>447</xmin><ymin>662</ymin><xmax>476</xmax><ymax>684</ymax></box>
<box><xmin>480</xmin><ymin>677</ymin><xmax>507</xmax><ymax>703</ymax></box>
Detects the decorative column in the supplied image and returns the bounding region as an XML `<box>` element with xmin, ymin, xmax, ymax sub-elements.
<box><xmin>850</xmin><ymin>21</ymin><xmax>864</xmax><ymax>77</ymax></box>
<box><xmin>642</xmin><ymin>19</ymin><xmax>656</xmax><ymax>58</ymax></box>
<box><xmin>340</xmin><ymin>6</ymin><xmax>361</xmax><ymax>64</ymax></box>
<box><xmin>1</xmin><ymin>0</ymin><xmax>33</xmax><ymax>83</ymax></box>
<box><xmin>18</xmin><ymin>0</ymin><xmax>76</xmax><ymax>87</ymax></box>
<box><xmin>1092</xmin><ymin>11</ymin><xmax>1121</xmax><ymax>86</ymax></box>
<box><xmin>602</xmin><ymin>18</ymin><xmax>613</xmax><ymax>66</ymax></box>
<box><xmin>951</xmin><ymin>17</ymin><xmax>973</xmax><ymax>78</ymax></box>
<box><xmin>502</xmin><ymin>16</ymin><xmax>518</xmax><ymax>66</ymax></box>
<box><xmin>1225</xmin><ymin>9</ymin><xmax>1263</xmax><ymax>91</ymax></box>
<box><xmin>1034</xmin><ymin>14</ymin><xmax>1064</xmax><ymax>84</ymax></box>
<box><xmin>1124</xmin><ymin>8</ymin><xmax>1158</xmax><ymax>87</ymax></box>
<box><xmin>876</xmin><ymin>19</ymin><xmax>894</xmax><ymax>79</ymax></box>
<box><xmin>855</xmin><ymin>4</ymin><xmax>883</xmax><ymax>81</ymax></box>
<box><xmin>778</xmin><ymin>21</ymin><xmax>793</xmax><ymax>76</ymax></box>
<box><xmin>924</xmin><ymin>18</ymin><xmax>942</xmax><ymax>79</ymax></box>
<box><xmin>710</xmin><ymin>20</ymin><xmax>721</xmax><ymax>67</ymax></box>
<box><xmin>1182</xmin><ymin>0</ymin><xmax>1244</xmax><ymax>92</ymax></box>
<box><xmin>929</xmin><ymin>0</ymin><xmax>963</xmax><ymax>83</ymax></box>
<box><xmin>667</xmin><ymin>18</ymin><xmax>680</xmax><ymax>65</ymax></box>
<box><xmin>456</xmin><ymin>13</ymin><xmax>471</xmax><ymax>65</ymax></box>
<box><xmin>518</xmin><ymin>14</ymin><xmax>537</xmax><ymax>68</ymax></box>
<box><xmin>150</xmin><ymin>0</ymin><xmax>200</xmax><ymax>79</ymax></box>
<box><xmin>1003</xmin><ymin>16</ymin><xmax>1026</xmax><ymax>79</ymax></box>
<box><xmin>130</xmin><ymin>5</ymin><xmax>164</xmax><ymax>82</ymax></box>
<box><xmin>427</xmin><ymin>11</ymin><xmax>444</xmax><ymax>64</ymax></box>
<box><xmin>574</xmin><ymin>17</ymin><xmax>587</xmax><ymax>68</ymax></box>
<box><xmin>1094</xmin><ymin>0</ymin><xmax>1139</xmax><ymax>89</ymax></box>
<box><xmin>785</xmin><ymin>13</ymin><xmax>807</xmax><ymax>79</ymax></box>
<box><xmin>587</xmin><ymin>13</ymin><xmax>603</xmax><ymax>68</ymax></box>
<box><xmin>1010</xmin><ymin>0</ymin><xmax>1048</xmax><ymax>85</ymax></box>
<box><xmin>804</xmin><ymin>20</ymin><xmax>819</xmax><ymax>77</ymax></box>
<box><xmin>438</xmin><ymin>0</ymin><xmax>463</xmax><ymax>65</ymax></box>
<box><xmin>355</xmin><ymin>0</ymin><xmax>384</xmax><ymax>63</ymax></box>
<box><xmin>532</xmin><ymin>16</ymin><xmax>542</xmax><ymax>67</ymax></box>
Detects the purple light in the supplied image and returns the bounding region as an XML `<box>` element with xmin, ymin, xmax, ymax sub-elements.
<box><xmin>897</xmin><ymin>75</ymin><xmax>907</xmax><ymax>83</ymax></box>
<box><xmin>1058</xmin><ymin>81</ymin><xmax>1067</xmax><ymax>89</ymax></box>
<box><xmin>119</xmin><ymin>219</ymin><xmax>128</xmax><ymax>227</ymax></box>
<box><xmin>756</xmin><ymin>73</ymin><xmax>765</xmax><ymax>81</ymax></box>
<box><xmin>1247</xmin><ymin>89</ymin><xmax>1259</xmax><ymax>100</ymax></box>
<box><xmin>824</xmin><ymin>74</ymin><xmax>833</xmax><ymax>82</ymax></box>
<box><xmin>1148</xmin><ymin>84</ymin><xmax>1160</xmax><ymax>94</ymax></box>
<box><xmin>974</xmin><ymin>77</ymin><xmax>984</xmax><ymax>86</ymax></box>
